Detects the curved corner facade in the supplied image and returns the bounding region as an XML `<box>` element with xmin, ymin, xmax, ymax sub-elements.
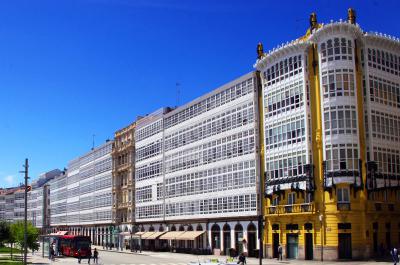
<box><xmin>256</xmin><ymin>17</ymin><xmax>400</xmax><ymax>260</ymax></box>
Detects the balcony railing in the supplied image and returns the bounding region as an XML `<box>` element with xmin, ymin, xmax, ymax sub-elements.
<box><xmin>337</xmin><ymin>202</ymin><xmax>351</xmax><ymax>211</ymax></box>
<box><xmin>266</xmin><ymin>203</ymin><xmax>315</xmax><ymax>215</ymax></box>
<box><xmin>367</xmin><ymin>202</ymin><xmax>397</xmax><ymax>213</ymax></box>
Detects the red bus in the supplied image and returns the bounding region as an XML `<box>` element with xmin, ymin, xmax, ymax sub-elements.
<box><xmin>59</xmin><ymin>235</ymin><xmax>91</xmax><ymax>258</ymax></box>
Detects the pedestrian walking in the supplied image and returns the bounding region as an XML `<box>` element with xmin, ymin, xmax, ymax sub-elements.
<box><xmin>88</xmin><ymin>248</ymin><xmax>92</xmax><ymax>264</ymax></box>
<box><xmin>391</xmin><ymin>247</ymin><xmax>399</xmax><ymax>265</ymax></box>
<box><xmin>77</xmin><ymin>248</ymin><xmax>82</xmax><ymax>264</ymax></box>
<box><xmin>237</xmin><ymin>253</ymin><xmax>246</xmax><ymax>265</ymax></box>
<box><xmin>278</xmin><ymin>244</ymin><xmax>283</xmax><ymax>260</ymax></box>
<box><xmin>93</xmin><ymin>248</ymin><xmax>98</xmax><ymax>264</ymax></box>
<box><xmin>50</xmin><ymin>244</ymin><xmax>55</xmax><ymax>261</ymax></box>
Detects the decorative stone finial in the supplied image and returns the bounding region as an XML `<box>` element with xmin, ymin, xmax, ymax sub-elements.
<box><xmin>348</xmin><ymin>8</ymin><xmax>356</xmax><ymax>24</ymax></box>
<box><xmin>257</xmin><ymin>42</ymin><xmax>264</xmax><ymax>59</ymax></box>
<box><xmin>310</xmin><ymin>12</ymin><xmax>318</xmax><ymax>30</ymax></box>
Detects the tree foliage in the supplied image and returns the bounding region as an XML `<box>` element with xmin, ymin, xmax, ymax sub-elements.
<box><xmin>10</xmin><ymin>222</ymin><xmax>39</xmax><ymax>251</ymax></box>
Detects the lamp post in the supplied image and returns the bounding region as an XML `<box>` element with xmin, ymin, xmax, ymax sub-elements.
<box><xmin>319</xmin><ymin>214</ymin><xmax>323</xmax><ymax>262</ymax></box>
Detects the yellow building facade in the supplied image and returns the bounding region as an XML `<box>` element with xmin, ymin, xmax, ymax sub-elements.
<box><xmin>256</xmin><ymin>9</ymin><xmax>400</xmax><ymax>260</ymax></box>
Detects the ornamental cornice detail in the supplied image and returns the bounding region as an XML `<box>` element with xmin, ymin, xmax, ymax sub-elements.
<box><xmin>308</xmin><ymin>20</ymin><xmax>364</xmax><ymax>43</ymax></box>
<box><xmin>364</xmin><ymin>32</ymin><xmax>400</xmax><ymax>52</ymax></box>
<box><xmin>254</xmin><ymin>41</ymin><xmax>310</xmax><ymax>70</ymax></box>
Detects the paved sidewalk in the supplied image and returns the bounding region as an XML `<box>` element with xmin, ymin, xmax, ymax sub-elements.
<box><xmin>15</xmin><ymin>247</ymin><xmax>396</xmax><ymax>265</ymax></box>
<box><xmin>91</xmin><ymin>246</ymin><xmax>394</xmax><ymax>265</ymax></box>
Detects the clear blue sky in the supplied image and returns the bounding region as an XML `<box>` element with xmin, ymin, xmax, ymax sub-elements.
<box><xmin>1</xmin><ymin>0</ymin><xmax>399</xmax><ymax>187</ymax></box>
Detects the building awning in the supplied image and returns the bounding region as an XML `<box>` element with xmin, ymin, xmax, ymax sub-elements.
<box><xmin>48</xmin><ymin>231</ymin><xmax>69</xmax><ymax>236</ymax></box>
<box><xmin>144</xmin><ymin>231</ymin><xmax>166</xmax><ymax>240</ymax></box>
<box><xmin>159</xmin><ymin>231</ymin><xmax>185</xmax><ymax>240</ymax></box>
<box><xmin>119</xmin><ymin>232</ymin><xmax>131</xmax><ymax>236</ymax></box>
<box><xmin>175</xmin><ymin>231</ymin><xmax>205</xmax><ymax>240</ymax></box>
<box><xmin>134</xmin><ymin>231</ymin><xmax>146</xmax><ymax>236</ymax></box>
<box><xmin>140</xmin><ymin>232</ymin><xmax>156</xmax><ymax>239</ymax></box>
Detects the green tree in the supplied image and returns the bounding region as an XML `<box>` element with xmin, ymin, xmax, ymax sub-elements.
<box><xmin>10</xmin><ymin>221</ymin><xmax>39</xmax><ymax>258</ymax></box>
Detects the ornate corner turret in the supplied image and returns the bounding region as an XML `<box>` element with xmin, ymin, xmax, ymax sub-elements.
<box><xmin>310</xmin><ymin>12</ymin><xmax>318</xmax><ymax>30</ymax></box>
<box><xmin>257</xmin><ymin>42</ymin><xmax>264</xmax><ymax>59</ymax></box>
<box><xmin>348</xmin><ymin>8</ymin><xmax>356</xmax><ymax>24</ymax></box>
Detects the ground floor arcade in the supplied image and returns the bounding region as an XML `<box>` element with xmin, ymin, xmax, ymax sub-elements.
<box><xmin>264</xmin><ymin>211</ymin><xmax>400</xmax><ymax>260</ymax></box>
<box><xmin>50</xmin><ymin>224</ymin><xmax>117</xmax><ymax>248</ymax></box>
<box><xmin>116</xmin><ymin>219</ymin><xmax>260</xmax><ymax>257</ymax></box>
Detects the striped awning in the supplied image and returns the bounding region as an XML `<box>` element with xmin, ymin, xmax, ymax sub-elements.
<box><xmin>175</xmin><ymin>231</ymin><xmax>205</xmax><ymax>240</ymax></box>
<box><xmin>140</xmin><ymin>232</ymin><xmax>156</xmax><ymax>239</ymax></box>
<box><xmin>159</xmin><ymin>231</ymin><xmax>185</xmax><ymax>240</ymax></box>
<box><xmin>144</xmin><ymin>231</ymin><xmax>166</xmax><ymax>239</ymax></box>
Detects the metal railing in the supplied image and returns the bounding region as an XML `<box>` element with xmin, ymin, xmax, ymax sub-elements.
<box><xmin>367</xmin><ymin>201</ymin><xmax>397</xmax><ymax>213</ymax></box>
<box><xmin>337</xmin><ymin>202</ymin><xmax>351</xmax><ymax>211</ymax></box>
<box><xmin>266</xmin><ymin>203</ymin><xmax>315</xmax><ymax>215</ymax></box>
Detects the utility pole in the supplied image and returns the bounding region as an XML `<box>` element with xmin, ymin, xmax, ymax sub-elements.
<box><xmin>20</xmin><ymin>159</ymin><xmax>29</xmax><ymax>265</ymax></box>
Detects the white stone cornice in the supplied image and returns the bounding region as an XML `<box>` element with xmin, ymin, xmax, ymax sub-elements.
<box><xmin>308</xmin><ymin>21</ymin><xmax>364</xmax><ymax>43</ymax></box>
<box><xmin>254</xmin><ymin>41</ymin><xmax>310</xmax><ymax>70</ymax></box>
<box><xmin>364</xmin><ymin>32</ymin><xmax>400</xmax><ymax>52</ymax></box>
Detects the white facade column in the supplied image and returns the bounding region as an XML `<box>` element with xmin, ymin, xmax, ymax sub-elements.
<box><xmin>230</xmin><ymin>225</ymin><xmax>235</xmax><ymax>249</ymax></box>
<box><xmin>220</xmin><ymin>225</ymin><xmax>224</xmax><ymax>252</ymax></box>
<box><xmin>208</xmin><ymin>229</ymin><xmax>212</xmax><ymax>249</ymax></box>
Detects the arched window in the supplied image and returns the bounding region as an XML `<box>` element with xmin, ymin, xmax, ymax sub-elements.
<box><xmin>187</xmin><ymin>225</ymin><xmax>193</xmax><ymax>231</ymax></box>
<box><xmin>211</xmin><ymin>224</ymin><xmax>221</xmax><ymax>249</ymax></box>
<box><xmin>223</xmin><ymin>224</ymin><xmax>231</xmax><ymax>255</ymax></box>
<box><xmin>170</xmin><ymin>225</ymin><xmax>176</xmax><ymax>231</ymax></box>
<box><xmin>234</xmin><ymin>224</ymin><xmax>244</xmax><ymax>253</ymax></box>
<box><xmin>247</xmin><ymin>223</ymin><xmax>257</xmax><ymax>257</ymax></box>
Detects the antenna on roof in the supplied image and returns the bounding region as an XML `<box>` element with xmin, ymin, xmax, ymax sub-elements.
<box><xmin>176</xmin><ymin>82</ymin><xmax>181</xmax><ymax>107</ymax></box>
<box><xmin>92</xmin><ymin>134</ymin><xmax>95</xmax><ymax>150</ymax></box>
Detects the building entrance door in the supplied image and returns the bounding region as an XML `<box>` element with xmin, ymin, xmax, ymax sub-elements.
<box><xmin>272</xmin><ymin>233</ymin><xmax>279</xmax><ymax>258</ymax></box>
<box><xmin>286</xmin><ymin>234</ymin><xmax>298</xmax><ymax>259</ymax></box>
<box><xmin>223</xmin><ymin>231</ymin><xmax>231</xmax><ymax>255</ymax></box>
<box><xmin>373</xmin><ymin>232</ymin><xmax>378</xmax><ymax>254</ymax></box>
<box><xmin>305</xmin><ymin>233</ymin><xmax>313</xmax><ymax>260</ymax></box>
<box><xmin>338</xmin><ymin>233</ymin><xmax>352</xmax><ymax>259</ymax></box>
<box><xmin>247</xmin><ymin>223</ymin><xmax>257</xmax><ymax>257</ymax></box>
<box><xmin>247</xmin><ymin>231</ymin><xmax>256</xmax><ymax>257</ymax></box>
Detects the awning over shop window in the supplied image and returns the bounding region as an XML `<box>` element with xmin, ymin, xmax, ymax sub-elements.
<box><xmin>134</xmin><ymin>231</ymin><xmax>146</xmax><ymax>236</ymax></box>
<box><xmin>159</xmin><ymin>231</ymin><xmax>185</xmax><ymax>240</ymax></box>
<box><xmin>144</xmin><ymin>231</ymin><xmax>166</xmax><ymax>240</ymax></box>
<box><xmin>140</xmin><ymin>232</ymin><xmax>156</xmax><ymax>239</ymax></box>
<box><xmin>175</xmin><ymin>231</ymin><xmax>205</xmax><ymax>240</ymax></box>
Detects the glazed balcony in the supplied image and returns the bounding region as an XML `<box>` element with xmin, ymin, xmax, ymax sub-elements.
<box><xmin>367</xmin><ymin>201</ymin><xmax>397</xmax><ymax>213</ymax></box>
<box><xmin>266</xmin><ymin>203</ymin><xmax>315</xmax><ymax>215</ymax></box>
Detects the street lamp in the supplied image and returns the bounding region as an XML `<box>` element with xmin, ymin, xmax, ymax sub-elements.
<box><xmin>319</xmin><ymin>214</ymin><xmax>323</xmax><ymax>262</ymax></box>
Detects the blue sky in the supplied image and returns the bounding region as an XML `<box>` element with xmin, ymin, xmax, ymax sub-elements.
<box><xmin>1</xmin><ymin>0</ymin><xmax>399</xmax><ymax>187</ymax></box>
